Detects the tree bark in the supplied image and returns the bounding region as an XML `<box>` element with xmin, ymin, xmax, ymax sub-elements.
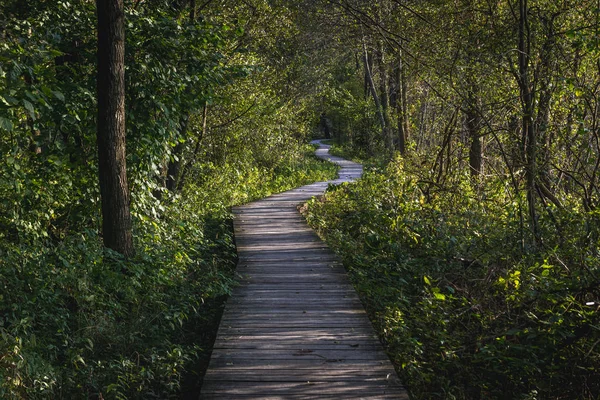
<box><xmin>96</xmin><ymin>0</ymin><xmax>134</xmax><ymax>257</ymax></box>
<box><xmin>465</xmin><ymin>81</ymin><xmax>482</xmax><ymax>177</ymax></box>
<box><xmin>518</xmin><ymin>0</ymin><xmax>539</xmax><ymax>245</ymax></box>
<box><xmin>166</xmin><ymin>116</ymin><xmax>188</xmax><ymax>192</ymax></box>
<box><xmin>466</xmin><ymin>110</ymin><xmax>482</xmax><ymax>177</ymax></box>
<box><xmin>377</xmin><ymin>43</ymin><xmax>393</xmax><ymax>153</ymax></box>
<box><xmin>395</xmin><ymin>50</ymin><xmax>409</xmax><ymax>154</ymax></box>
<box><xmin>178</xmin><ymin>103</ymin><xmax>207</xmax><ymax>192</ymax></box>
<box><xmin>363</xmin><ymin>41</ymin><xmax>387</xmax><ymax>152</ymax></box>
<box><xmin>363</xmin><ymin>50</ymin><xmax>371</xmax><ymax>100</ymax></box>
<box><xmin>190</xmin><ymin>0</ymin><xmax>196</xmax><ymax>22</ymax></box>
<box><xmin>535</xmin><ymin>15</ymin><xmax>557</xmax><ymax>196</ymax></box>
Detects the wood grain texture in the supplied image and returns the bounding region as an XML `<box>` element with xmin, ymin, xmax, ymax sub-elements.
<box><xmin>200</xmin><ymin>141</ymin><xmax>408</xmax><ymax>399</ymax></box>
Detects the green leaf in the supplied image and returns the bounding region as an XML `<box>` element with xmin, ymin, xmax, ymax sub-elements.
<box><xmin>23</xmin><ymin>99</ymin><xmax>35</xmax><ymax>119</ymax></box>
<box><xmin>0</xmin><ymin>116</ymin><xmax>13</xmax><ymax>131</ymax></box>
<box><xmin>433</xmin><ymin>292</ymin><xmax>446</xmax><ymax>301</ymax></box>
<box><xmin>53</xmin><ymin>91</ymin><xmax>65</xmax><ymax>102</ymax></box>
<box><xmin>4</xmin><ymin>95</ymin><xmax>18</xmax><ymax>105</ymax></box>
<box><xmin>423</xmin><ymin>276</ymin><xmax>431</xmax><ymax>286</ymax></box>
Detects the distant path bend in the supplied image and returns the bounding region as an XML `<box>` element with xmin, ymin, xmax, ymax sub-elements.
<box><xmin>200</xmin><ymin>140</ymin><xmax>408</xmax><ymax>399</ymax></box>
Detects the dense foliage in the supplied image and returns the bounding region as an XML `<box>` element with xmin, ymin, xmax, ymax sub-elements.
<box><xmin>305</xmin><ymin>151</ymin><xmax>600</xmax><ymax>398</ymax></box>
<box><xmin>3</xmin><ymin>0</ymin><xmax>600</xmax><ymax>398</ymax></box>
<box><xmin>0</xmin><ymin>1</ymin><xmax>337</xmax><ymax>398</ymax></box>
<box><xmin>0</xmin><ymin>140</ymin><xmax>335</xmax><ymax>399</ymax></box>
<box><xmin>298</xmin><ymin>0</ymin><xmax>600</xmax><ymax>398</ymax></box>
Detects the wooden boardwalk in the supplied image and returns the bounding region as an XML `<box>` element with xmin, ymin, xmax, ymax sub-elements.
<box><xmin>200</xmin><ymin>141</ymin><xmax>408</xmax><ymax>399</ymax></box>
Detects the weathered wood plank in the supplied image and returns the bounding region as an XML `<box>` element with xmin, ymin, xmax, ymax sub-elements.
<box><xmin>217</xmin><ymin>320</ymin><xmax>374</xmax><ymax>326</ymax></box>
<box><xmin>214</xmin><ymin>325</ymin><xmax>376</xmax><ymax>332</ymax></box>
<box><xmin>220</xmin><ymin>310</ymin><xmax>367</xmax><ymax>317</ymax></box>
<box><xmin>201</xmin><ymin>381</ymin><xmax>405</xmax><ymax>396</ymax></box>
<box><xmin>205</xmin><ymin>359</ymin><xmax>396</xmax><ymax>369</ymax></box>
<box><xmin>228</xmin><ymin>283</ymin><xmax>351</xmax><ymax>290</ymax></box>
<box><xmin>216</xmin><ymin>322</ymin><xmax>371</xmax><ymax>329</ymax></box>
<box><xmin>212</xmin><ymin>342</ymin><xmax>383</xmax><ymax>351</ymax></box>
<box><xmin>200</xmin><ymin>141</ymin><xmax>406</xmax><ymax>399</ymax></box>
<box><xmin>204</xmin><ymin>368</ymin><xmax>394</xmax><ymax>380</ymax></box>
<box><xmin>236</xmin><ymin>262</ymin><xmax>345</xmax><ymax>268</ymax></box>
<box><xmin>224</xmin><ymin>297</ymin><xmax>363</xmax><ymax>304</ymax></box>
<box><xmin>202</xmin><ymin>395</ymin><xmax>403</xmax><ymax>400</ymax></box>
<box><xmin>225</xmin><ymin>301</ymin><xmax>360</xmax><ymax>312</ymax></box>
<box><xmin>214</xmin><ymin>336</ymin><xmax>379</xmax><ymax>345</ymax></box>
<box><xmin>229</xmin><ymin>290</ymin><xmax>355</xmax><ymax>295</ymax></box>
<box><xmin>235</xmin><ymin>270</ymin><xmax>347</xmax><ymax>275</ymax></box>
<box><xmin>221</xmin><ymin>312</ymin><xmax>367</xmax><ymax>320</ymax></box>
<box><xmin>219</xmin><ymin>316</ymin><xmax>367</xmax><ymax>324</ymax></box>
<box><xmin>235</xmin><ymin>263</ymin><xmax>345</xmax><ymax>269</ymax></box>
<box><xmin>209</xmin><ymin>348</ymin><xmax>391</xmax><ymax>359</ymax></box>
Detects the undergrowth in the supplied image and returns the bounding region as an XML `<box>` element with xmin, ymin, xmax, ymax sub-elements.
<box><xmin>0</xmin><ymin>144</ymin><xmax>338</xmax><ymax>399</ymax></box>
<box><xmin>303</xmin><ymin>153</ymin><xmax>600</xmax><ymax>399</ymax></box>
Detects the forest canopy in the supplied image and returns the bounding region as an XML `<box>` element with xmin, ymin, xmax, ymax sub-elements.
<box><xmin>1</xmin><ymin>0</ymin><xmax>600</xmax><ymax>399</ymax></box>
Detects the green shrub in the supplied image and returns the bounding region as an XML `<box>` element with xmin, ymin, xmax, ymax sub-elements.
<box><xmin>0</xmin><ymin>143</ymin><xmax>337</xmax><ymax>399</ymax></box>
<box><xmin>304</xmin><ymin>156</ymin><xmax>600</xmax><ymax>400</ymax></box>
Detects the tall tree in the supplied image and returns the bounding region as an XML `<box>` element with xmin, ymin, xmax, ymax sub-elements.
<box><xmin>363</xmin><ymin>41</ymin><xmax>388</xmax><ymax>150</ymax></box>
<box><xmin>376</xmin><ymin>42</ymin><xmax>394</xmax><ymax>153</ymax></box>
<box><xmin>394</xmin><ymin>50</ymin><xmax>409</xmax><ymax>154</ymax></box>
<box><xmin>516</xmin><ymin>0</ymin><xmax>539</xmax><ymax>245</ymax></box>
<box><xmin>96</xmin><ymin>0</ymin><xmax>134</xmax><ymax>256</ymax></box>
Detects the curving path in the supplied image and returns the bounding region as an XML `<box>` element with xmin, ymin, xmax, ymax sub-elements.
<box><xmin>200</xmin><ymin>140</ymin><xmax>407</xmax><ymax>399</ymax></box>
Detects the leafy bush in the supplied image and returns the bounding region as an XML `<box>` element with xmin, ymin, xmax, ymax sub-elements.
<box><xmin>0</xmin><ymin>140</ymin><xmax>337</xmax><ymax>399</ymax></box>
<box><xmin>303</xmin><ymin>155</ymin><xmax>600</xmax><ymax>400</ymax></box>
<box><xmin>0</xmin><ymin>0</ymin><xmax>339</xmax><ymax>397</ymax></box>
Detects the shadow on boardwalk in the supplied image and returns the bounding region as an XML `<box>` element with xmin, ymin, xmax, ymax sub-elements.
<box><xmin>200</xmin><ymin>141</ymin><xmax>408</xmax><ymax>399</ymax></box>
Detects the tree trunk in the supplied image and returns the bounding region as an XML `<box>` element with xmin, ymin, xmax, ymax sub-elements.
<box><xmin>395</xmin><ymin>51</ymin><xmax>409</xmax><ymax>154</ymax></box>
<box><xmin>363</xmin><ymin>50</ymin><xmax>372</xmax><ymax>100</ymax></box>
<box><xmin>467</xmin><ymin>109</ymin><xmax>482</xmax><ymax>177</ymax></box>
<box><xmin>466</xmin><ymin>81</ymin><xmax>482</xmax><ymax>177</ymax></box>
<box><xmin>377</xmin><ymin>43</ymin><xmax>393</xmax><ymax>153</ymax></box>
<box><xmin>96</xmin><ymin>0</ymin><xmax>134</xmax><ymax>257</ymax></box>
<box><xmin>166</xmin><ymin>142</ymin><xmax>183</xmax><ymax>192</ymax></box>
<box><xmin>535</xmin><ymin>15</ymin><xmax>556</xmax><ymax>196</ymax></box>
<box><xmin>166</xmin><ymin>116</ymin><xmax>188</xmax><ymax>192</ymax></box>
<box><xmin>363</xmin><ymin>41</ymin><xmax>387</xmax><ymax>152</ymax></box>
<box><xmin>190</xmin><ymin>0</ymin><xmax>196</xmax><ymax>21</ymax></box>
<box><xmin>177</xmin><ymin>102</ymin><xmax>208</xmax><ymax>192</ymax></box>
<box><xmin>518</xmin><ymin>0</ymin><xmax>539</xmax><ymax>246</ymax></box>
